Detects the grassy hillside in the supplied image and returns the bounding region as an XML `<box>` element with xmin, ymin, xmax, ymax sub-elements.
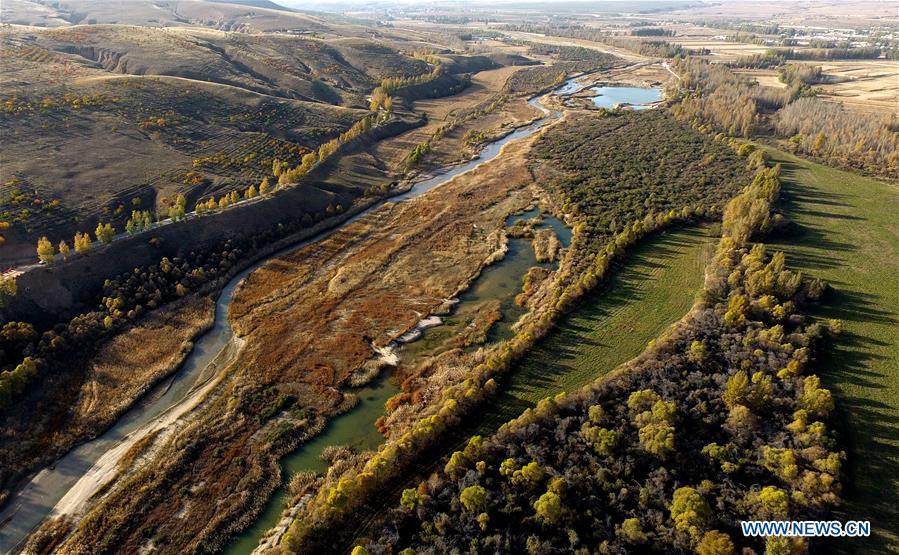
<box><xmin>765</xmin><ymin>148</ymin><xmax>899</xmax><ymax>552</ymax></box>
<box><xmin>475</xmin><ymin>225</ymin><xmax>715</xmax><ymax>435</ymax></box>
<box><xmin>0</xmin><ymin>72</ymin><xmax>366</xmax><ymax>264</ymax></box>
<box><xmin>4</xmin><ymin>26</ymin><xmax>430</xmax><ymax>103</ymax></box>
<box><xmin>1</xmin><ymin>0</ymin><xmax>331</xmax><ymax>32</ymax></box>
<box><xmin>0</xmin><ymin>24</ymin><xmax>439</xmax><ymax>264</ymax></box>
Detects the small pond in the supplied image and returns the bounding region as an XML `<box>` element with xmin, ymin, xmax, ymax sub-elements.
<box><xmin>222</xmin><ymin>370</ymin><xmax>399</xmax><ymax>555</ymax></box>
<box><xmin>591</xmin><ymin>86</ymin><xmax>662</xmax><ymax>110</ymax></box>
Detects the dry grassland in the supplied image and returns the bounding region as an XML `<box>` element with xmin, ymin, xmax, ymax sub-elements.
<box><xmin>735</xmin><ymin>62</ymin><xmax>897</xmax><ymax>115</ymax></box>
<box><xmin>71</xmin><ymin>296</ymin><xmax>215</xmax><ymax>430</ymax></box>
<box><xmin>814</xmin><ymin>60</ymin><xmax>899</xmax><ymax>115</ymax></box>
<box><xmin>661</xmin><ymin>1</ymin><xmax>896</xmax><ymax>28</ymax></box>
<box><xmin>733</xmin><ymin>69</ymin><xmax>788</xmax><ymax>89</ymax></box>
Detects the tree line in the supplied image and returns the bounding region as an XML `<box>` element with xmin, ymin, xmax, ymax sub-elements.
<box><xmin>668</xmin><ymin>58</ymin><xmax>899</xmax><ymax>177</ymax></box>
<box><xmin>501</xmin><ymin>24</ymin><xmax>696</xmax><ymax>58</ymax></box>
<box><xmin>776</xmin><ymin>98</ymin><xmax>899</xmax><ymax>176</ymax></box>
<box><xmin>774</xmin><ymin>47</ymin><xmax>883</xmax><ymax>60</ymax></box>
<box><xmin>631</xmin><ymin>28</ymin><xmax>676</xmax><ymax>37</ymax></box>
<box><xmin>30</xmin><ymin>110</ymin><xmax>386</xmax><ymax>264</ymax></box>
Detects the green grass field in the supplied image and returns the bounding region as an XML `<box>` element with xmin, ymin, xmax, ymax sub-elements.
<box><xmin>475</xmin><ymin>225</ymin><xmax>715</xmax><ymax>436</ymax></box>
<box><xmin>765</xmin><ymin>148</ymin><xmax>899</xmax><ymax>553</ymax></box>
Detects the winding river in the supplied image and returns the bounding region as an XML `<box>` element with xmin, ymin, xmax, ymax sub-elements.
<box><xmin>0</xmin><ymin>76</ymin><xmax>582</xmax><ymax>554</ymax></box>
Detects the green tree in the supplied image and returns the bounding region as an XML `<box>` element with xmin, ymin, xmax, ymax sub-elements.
<box><xmin>459</xmin><ymin>485</ymin><xmax>486</xmax><ymax>512</ymax></box>
<box><xmin>724</xmin><ymin>294</ymin><xmax>750</xmax><ymax>325</ymax></box>
<box><xmin>499</xmin><ymin>458</ymin><xmax>518</xmax><ymax>477</ymax></box>
<box><xmin>765</xmin><ymin>536</ymin><xmax>803</xmax><ymax>555</ymax></box>
<box><xmin>588</xmin><ymin>404</ymin><xmax>606</xmax><ymax>424</ymax></box>
<box><xmin>95</xmin><ymin>222</ymin><xmax>115</xmax><ymax>244</ymax></box>
<box><xmin>627</xmin><ymin>389</ymin><xmax>662</xmax><ymax>414</ymax></box>
<box><xmin>670</xmin><ymin>487</ymin><xmax>711</xmax><ymax>538</ymax></box>
<box><xmin>618</xmin><ymin>518</ymin><xmax>647</xmax><ymax>543</ymax></box>
<box><xmin>36</xmin><ymin>236</ymin><xmax>55</xmax><ymax>263</ymax></box>
<box><xmin>533</xmin><ymin>491</ymin><xmax>562</xmax><ymax>524</ymax></box>
<box><xmin>169</xmin><ymin>193</ymin><xmax>187</xmax><ymax>220</ymax></box>
<box><xmin>748</xmin><ymin>371</ymin><xmax>773</xmax><ymax>408</ymax></box>
<box><xmin>401</xmin><ymin>488</ymin><xmax>420</xmax><ymax>510</ymax></box>
<box><xmin>723</xmin><ymin>370</ymin><xmax>749</xmax><ymax>407</ymax></box>
<box><xmin>0</xmin><ymin>357</ymin><xmax>37</xmax><ymax>408</ymax></box>
<box><xmin>0</xmin><ymin>276</ymin><xmax>16</xmax><ymax>308</ymax></box>
<box><xmin>582</xmin><ymin>424</ymin><xmax>618</xmax><ymax>455</ymax></box>
<box><xmin>300</xmin><ymin>152</ymin><xmax>317</xmax><ymax>172</ymax></box>
<box><xmin>756</xmin><ymin>486</ymin><xmax>789</xmax><ymax>518</ymax></box>
<box><xmin>639</xmin><ymin>422</ymin><xmax>676</xmax><ymax>457</ymax></box>
<box><xmin>688</xmin><ymin>340</ymin><xmax>707</xmax><ymax>363</ymax></box>
<box><xmin>512</xmin><ymin>461</ymin><xmax>545</xmax><ymax>486</ymax></box>
<box><xmin>74</xmin><ymin>231</ymin><xmax>92</xmax><ymax>253</ymax></box>
<box><xmin>800</xmin><ymin>375</ymin><xmax>834</xmax><ymax>417</ymax></box>
<box><xmin>697</xmin><ymin>530</ymin><xmax>735</xmax><ymax>555</ymax></box>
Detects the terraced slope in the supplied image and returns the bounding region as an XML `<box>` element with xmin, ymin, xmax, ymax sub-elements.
<box><xmin>1</xmin><ymin>0</ymin><xmax>333</xmax><ymax>32</ymax></box>
<box><xmin>765</xmin><ymin>148</ymin><xmax>899</xmax><ymax>553</ymax></box>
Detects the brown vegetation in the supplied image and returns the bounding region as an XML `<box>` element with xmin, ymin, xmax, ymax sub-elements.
<box><xmin>531</xmin><ymin>227</ymin><xmax>561</xmax><ymax>263</ymax></box>
<box><xmin>71</xmin><ymin>296</ymin><xmax>214</xmax><ymax>427</ymax></box>
<box><xmin>50</xmin><ymin>134</ymin><xmax>546</xmax><ymax>554</ymax></box>
<box><xmin>0</xmin><ymin>296</ymin><xmax>213</xmax><ymax>505</ymax></box>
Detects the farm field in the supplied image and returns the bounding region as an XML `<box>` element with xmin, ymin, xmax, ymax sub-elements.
<box><xmin>765</xmin><ymin>147</ymin><xmax>899</xmax><ymax>552</ymax></box>
<box><xmin>813</xmin><ymin>60</ymin><xmax>899</xmax><ymax>116</ymax></box>
<box><xmin>730</xmin><ymin>62</ymin><xmax>897</xmax><ymax>116</ymax></box>
<box><xmin>474</xmin><ymin>225</ymin><xmax>715</xmax><ymax>436</ymax></box>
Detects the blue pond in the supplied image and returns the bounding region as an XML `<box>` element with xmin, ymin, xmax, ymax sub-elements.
<box><xmin>592</xmin><ymin>86</ymin><xmax>662</xmax><ymax>110</ymax></box>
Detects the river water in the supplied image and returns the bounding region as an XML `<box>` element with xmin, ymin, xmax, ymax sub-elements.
<box><xmin>224</xmin><ymin>209</ymin><xmax>572</xmax><ymax>554</ymax></box>
<box><xmin>399</xmin><ymin>209</ymin><xmax>572</xmax><ymax>361</ymax></box>
<box><xmin>0</xmin><ymin>77</ymin><xmax>581</xmax><ymax>553</ymax></box>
